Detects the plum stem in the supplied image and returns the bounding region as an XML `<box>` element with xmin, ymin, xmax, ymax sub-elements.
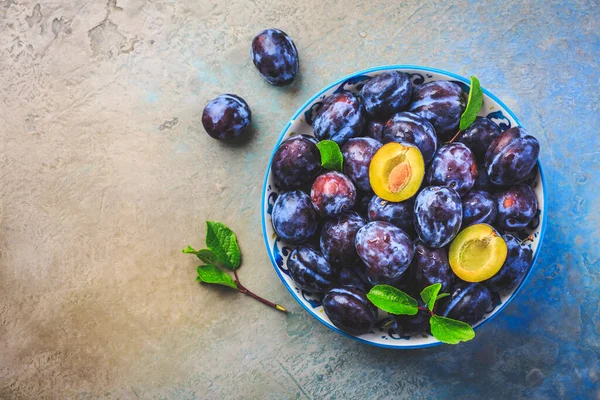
<box><xmin>447</xmin><ymin>130</ymin><xmax>462</xmax><ymax>144</ymax></box>
<box><xmin>520</xmin><ymin>235</ymin><xmax>535</xmax><ymax>245</ymax></box>
<box><xmin>234</xmin><ymin>270</ymin><xmax>287</xmax><ymax>313</ymax></box>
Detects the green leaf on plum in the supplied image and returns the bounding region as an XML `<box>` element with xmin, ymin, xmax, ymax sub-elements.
<box><xmin>420</xmin><ymin>283</ymin><xmax>442</xmax><ymax>311</ymax></box>
<box><xmin>366</xmin><ymin>284</ymin><xmax>419</xmax><ymax>315</ymax></box>
<box><xmin>317</xmin><ymin>140</ymin><xmax>343</xmax><ymax>172</ymax></box>
<box><xmin>430</xmin><ymin>315</ymin><xmax>475</xmax><ymax>344</ymax></box>
<box><xmin>459</xmin><ymin>76</ymin><xmax>483</xmax><ymax>131</ymax></box>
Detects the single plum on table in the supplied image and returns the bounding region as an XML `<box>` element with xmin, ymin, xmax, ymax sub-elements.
<box><xmin>272</xmin><ymin>135</ymin><xmax>321</xmax><ymax>189</ymax></box>
<box><xmin>251</xmin><ymin>29</ymin><xmax>299</xmax><ymax>86</ymax></box>
<box><xmin>409</xmin><ymin>80</ymin><xmax>466</xmax><ymax>141</ymax></box>
<box><xmin>323</xmin><ymin>286</ymin><xmax>377</xmax><ymax>335</ymax></box>
<box><xmin>320</xmin><ymin>211</ymin><xmax>366</xmax><ymax>267</ymax></box>
<box><xmin>202</xmin><ymin>94</ymin><xmax>251</xmax><ymax>140</ymax></box>
<box><xmin>312</xmin><ymin>91</ymin><xmax>366</xmax><ymax>145</ymax></box>
<box><xmin>359</xmin><ymin>71</ymin><xmax>412</xmax><ymax>120</ymax></box>
<box><xmin>495</xmin><ymin>184</ymin><xmax>538</xmax><ymax>231</ymax></box>
<box><xmin>342</xmin><ymin>137</ymin><xmax>382</xmax><ymax>192</ymax></box>
<box><xmin>455</xmin><ymin>117</ymin><xmax>501</xmax><ymax>162</ymax></box>
<box><xmin>311</xmin><ymin>171</ymin><xmax>357</xmax><ymax>218</ymax></box>
<box><xmin>485</xmin><ymin>127</ymin><xmax>540</xmax><ymax>186</ymax></box>
<box><xmin>382</xmin><ymin>111</ymin><xmax>438</xmax><ymax>164</ymax></box>
<box><xmin>461</xmin><ymin>190</ymin><xmax>497</xmax><ymax>226</ymax></box>
<box><xmin>355</xmin><ymin>221</ymin><xmax>414</xmax><ymax>285</ymax></box>
<box><xmin>413</xmin><ymin>186</ymin><xmax>462</xmax><ymax>248</ymax></box>
<box><xmin>427</xmin><ymin>142</ymin><xmax>477</xmax><ymax>196</ymax></box>
<box><xmin>287</xmin><ymin>245</ymin><xmax>337</xmax><ymax>293</ymax></box>
<box><xmin>271</xmin><ymin>190</ymin><xmax>318</xmax><ymax>243</ymax></box>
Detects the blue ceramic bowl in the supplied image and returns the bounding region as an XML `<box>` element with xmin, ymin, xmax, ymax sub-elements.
<box><xmin>261</xmin><ymin>65</ymin><xmax>547</xmax><ymax>348</ymax></box>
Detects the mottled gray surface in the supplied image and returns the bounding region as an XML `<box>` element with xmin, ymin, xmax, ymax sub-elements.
<box><xmin>1</xmin><ymin>0</ymin><xmax>599</xmax><ymax>399</ymax></box>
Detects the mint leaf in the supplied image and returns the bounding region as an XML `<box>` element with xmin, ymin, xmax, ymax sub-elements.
<box><xmin>206</xmin><ymin>221</ymin><xmax>241</xmax><ymax>269</ymax></box>
<box><xmin>459</xmin><ymin>76</ymin><xmax>483</xmax><ymax>131</ymax></box>
<box><xmin>420</xmin><ymin>283</ymin><xmax>442</xmax><ymax>311</ymax></box>
<box><xmin>316</xmin><ymin>140</ymin><xmax>343</xmax><ymax>171</ymax></box>
<box><xmin>182</xmin><ymin>246</ymin><xmax>218</xmax><ymax>264</ymax></box>
<box><xmin>196</xmin><ymin>265</ymin><xmax>238</xmax><ymax>289</ymax></box>
<box><xmin>435</xmin><ymin>293</ymin><xmax>450</xmax><ymax>302</ymax></box>
<box><xmin>366</xmin><ymin>284</ymin><xmax>419</xmax><ymax>315</ymax></box>
<box><xmin>430</xmin><ymin>315</ymin><xmax>475</xmax><ymax>344</ymax></box>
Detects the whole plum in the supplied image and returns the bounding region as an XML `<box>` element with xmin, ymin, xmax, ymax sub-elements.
<box><xmin>342</xmin><ymin>137</ymin><xmax>382</xmax><ymax>191</ymax></box>
<box><xmin>391</xmin><ymin>301</ymin><xmax>431</xmax><ymax>337</ymax></box>
<box><xmin>323</xmin><ymin>286</ymin><xmax>377</xmax><ymax>335</ymax></box>
<box><xmin>427</xmin><ymin>143</ymin><xmax>477</xmax><ymax>196</ymax></box>
<box><xmin>271</xmin><ymin>190</ymin><xmax>318</xmax><ymax>243</ymax></box>
<box><xmin>287</xmin><ymin>245</ymin><xmax>337</xmax><ymax>293</ymax></box>
<box><xmin>355</xmin><ymin>221</ymin><xmax>414</xmax><ymax>285</ymax></box>
<box><xmin>359</xmin><ymin>71</ymin><xmax>412</xmax><ymax>119</ymax></box>
<box><xmin>312</xmin><ymin>91</ymin><xmax>366</xmax><ymax>145</ymax></box>
<box><xmin>461</xmin><ymin>190</ymin><xmax>497</xmax><ymax>226</ymax></box>
<box><xmin>367</xmin><ymin>195</ymin><xmax>414</xmax><ymax>233</ymax></box>
<box><xmin>251</xmin><ymin>29</ymin><xmax>298</xmax><ymax>86</ymax></box>
<box><xmin>272</xmin><ymin>135</ymin><xmax>321</xmax><ymax>189</ymax></box>
<box><xmin>202</xmin><ymin>94</ymin><xmax>251</xmax><ymax>140</ymax></box>
<box><xmin>411</xmin><ymin>241</ymin><xmax>455</xmax><ymax>292</ymax></box>
<box><xmin>485</xmin><ymin>127</ymin><xmax>540</xmax><ymax>186</ymax></box>
<box><xmin>486</xmin><ymin>234</ymin><xmax>532</xmax><ymax>292</ymax></box>
<box><xmin>414</xmin><ymin>186</ymin><xmax>462</xmax><ymax>248</ymax></box>
<box><xmin>456</xmin><ymin>117</ymin><xmax>501</xmax><ymax>162</ymax></box>
<box><xmin>364</xmin><ymin>120</ymin><xmax>384</xmax><ymax>142</ymax></box>
<box><xmin>311</xmin><ymin>171</ymin><xmax>357</xmax><ymax>217</ymax></box>
<box><xmin>382</xmin><ymin>111</ymin><xmax>438</xmax><ymax>164</ymax></box>
<box><xmin>441</xmin><ymin>282</ymin><xmax>493</xmax><ymax>325</ymax></box>
<box><xmin>495</xmin><ymin>184</ymin><xmax>538</xmax><ymax>231</ymax></box>
<box><xmin>320</xmin><ymin>211</ymin><xmax>366</xmax><ymax>266</ymax></box>
<box><xmin>336</xmin><ymin>260</ymin><xmax>371</xmax><ymax>292</ymax></box>
<box><xmin>409</xmin><ymin>81</ymin><xmax>466</xmax><ymax>141</ymax></box>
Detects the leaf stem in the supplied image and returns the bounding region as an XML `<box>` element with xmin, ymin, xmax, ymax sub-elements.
<box><xmin>418</xmin><ymin>306</ymin><xmax>435</xmax><ymax>317</ymax></box>
<box><xmin>234</xmin><ymin>270</ymin><xmax>287</xmax><ymax>313</ymax></box>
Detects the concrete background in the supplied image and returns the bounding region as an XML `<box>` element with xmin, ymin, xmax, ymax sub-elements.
<box><xmin>1</xmin><ymin>0</ymin><xmax>598</xmax><ymax>398</ymax></box>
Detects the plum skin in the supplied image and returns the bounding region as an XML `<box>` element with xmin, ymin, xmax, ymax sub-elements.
<box><xmin>427</xmin><ymin>142</ymin><xmax>478</xmax><ymax>196</ymax></box>
<box><xmin>312</xmin><ymin>91</ymin><xmax>366</xmax><ymax>145</ymax></box>
<box><xmin>355</xmin><ymin>221</ymin><xmax>414</xmax><ymax>285</ymax></box>
<box><xmin>323</xmin><ymin>286</ymin><xmax>377</xmax><ymax>335</ymax></box>
<box><xmin>342</xmin><ymin>137</ymin><xmax>382</xmax><ymax>192</ymax></box>
<box><xmin>441</xmin><ymin>282</ymin><xmax>493</xmax><ymax>325</ymax></box>
<box><xmin>311</xmin><ymin>171</ymin><xmax>357</xmax><ymax>218</ymax></box>
<box><xmin>272</xmin><ymin>135</ymin><xmax>321</xmax><ymax>189</ymax></box>
<box><xmin>251</xmin><ymin>29</ymin><xmax>299</xmax><ymax>86</ymax></box>
<box><xmin>461</xmin><ymin>190</ymin><xmax>498</xmax><ymax>226</ymax></box>
<box><xmin>456</xmin><ymin>117</ymin><xmax>501</xmax><ymax>162</ymax></box>
<box><xmin>202</xmin><ymin>94</ymin><xmax>251</xmax><ymax>140</ymax></box>
<box><xmin>320</xmin><ymin>211</ymin><xmax>367</xmax><ymax>267</ymax></box>
<box><xmin>485</xmin><ymin>127</ymin><xmax>540</xmax><ymax>186</ymax></box>
<box><xmin>359</xmin><ymin>71</ymin><xmax>413</xmax><ymax>119</ymax></box>
<box><xmin>271</xmin><ymin>190</ymin><xmax>318</xmax><ymax>244</ymax></box>
<box><xmin>411</xmin><ymin>241</ymin><xmax>455</xmax><ymax>292</ymax></box>
<box><xmin>495</xmin><ymin>184</ymin><xmax>538</xmax><ymax>231</ymax></box>
<box><xmin>413</xmin><ymin>186</ymin><xmax>463</xmax><ymax>248</ymax></box>
<box><xmin>367</xmin><ymin>195</ymin><xmax>414</xmax><ymax>233</ymax></box>
<box><xmin>382</xmin><ymin>111</ymin><xmax>438</xmax><ymax>164</ymax></box>
<box><xmin>485</xmin><ymin>234</ymin><xmax>532</xmax><ymax>292</ymax></box>
<box><xmin>287</xmin><ymin>245</ymin><xmax>337</xmax><ymax>293</ymax></box>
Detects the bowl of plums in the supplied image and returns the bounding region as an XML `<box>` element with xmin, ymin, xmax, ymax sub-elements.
<box><xmin>261</xmin><ymin>65</ymin><xmax>546</xmax><ymax>348</ymax></box>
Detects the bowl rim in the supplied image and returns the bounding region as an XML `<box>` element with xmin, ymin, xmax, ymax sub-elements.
<box><xmin>261</xmin><ymin>64</ymin><xmax>547</xmax><ymax>349</ymax></box>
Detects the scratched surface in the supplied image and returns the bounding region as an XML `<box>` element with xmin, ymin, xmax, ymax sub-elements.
<box><xmin>0</xmin><ymin>1</ymin><xmax>599</xmax><ymax>399</ymax></box>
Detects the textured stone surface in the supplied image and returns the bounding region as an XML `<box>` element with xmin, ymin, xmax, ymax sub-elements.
<box><xmin>1</xmin><ymin>0</ymin><xmax>599</xmax><ymax>398</ymax></box>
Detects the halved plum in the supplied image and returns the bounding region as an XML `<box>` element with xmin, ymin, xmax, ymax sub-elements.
<box><xmin>448</xmin><ymin>224</ymin><xmax>508</xmax><ymax>282</ymax></box>
<box><xmin>369</xmin><ymin>142</ymin><xmax>425</xmax><ymax>202</ymax></box>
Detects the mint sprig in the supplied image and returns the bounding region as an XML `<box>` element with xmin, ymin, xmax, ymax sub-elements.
<box><xmin>459</xmin><ymin>75</ymin><xmax>483</xmax><ymax>131</ymax></box>
<box><xmin>317</xmin><ymin>140</ymin><xmax>343</xmax><ymax>171</ymax></box>
<box><xmin>183</xmin><ymin>222</ymin><xmax>287</xmax><ymax>313</ymax></box>
<box><xmin>367</xmin><ymin>283</ymin><xmax>476</xmax><ymax>345</ymax></box>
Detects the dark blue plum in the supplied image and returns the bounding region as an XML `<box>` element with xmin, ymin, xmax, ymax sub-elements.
<box><xmin>312</xmin><ymin>91</ymin><xmax>366</xmax><ymax>145</ymax></box>
<box><xmin>355</xmin><ymin>221</ymin><xmax>414</xmax><ymax>285</ymax></box>
<box><xmin>311</xmin><ymin>171</ymin><xmax>357</xmax><ymax>218</ymax></box>
<box><xmin>251</xmin><ymin>29</ymin><xmax>298</xmax><ymax>86</ymax></box>
<box><xmin>364</xmin><ymin>120</ymin><xmax>384</xmax><ymax>142</ymax></box>
<box><xmin>473</xmin><ymin>164</ymin><xmax>494</xmax><ymax>192</ymax></box>
<box><xmin>486</xmin><ymin>234</ymin><xmax>532</xmax><ymax>292</ymax></box>
<box><xmin>272</xmin><ymin>135</ymin><xmax>321</xmax><ymax>189</ymax></box>
<box><xmin>336</xmin><ymin>260</ymin><xmax>370</xmax><ymax>292</ymax></box>
<box><xmin>353</xmin><ymin>190</ymin><xmax>374</xmax><ymax>214</ymax></box>
<box><xmin>382</xmin><ymin>111</ymin><xmax>438</xmax><ymax>163</ymax></box>
<box><xmin>359</xmin><ymin>71</ymin><xmax>412</xmax><ymax>119</ymax></box>
<box><xmin>456</xmin><ymin>117</ymin><xmax>501</xmax><ymax>162</ymax></box>
<box><xmin>411</xmin><ymin>241</ymin><xmax>455</xmax><ymax>292</ymax></box>
<box><xmin>495</xmin><ymin>184</ymin><xmax>538</xmax><ymax>231</ymax></box>
<box><xmin>409</xmin><ymin>81</ymin><xmax>466</xmax><ymax>141</ymax></box>
<box><xmin>271</xmin><ymin>190</ymin><xmax>318</xmax><ymax>243</ymax></box>
<box><xmin>441</xmin><ymin>282</ymin><xmax>493</xmax><ymax>325</ymax></box>
<box><xmin>320</xmin><ymin>211</ymin><xmax>366</xmax><ymax>266</ymax></box>
<box><xmin>287</xmin><ymin>245</ymin><xmax>337</xmax><ymax>293</ymax></box>
<box><xmin>520</xmin><ymin>164</ymin><xmax>539</xmax><ymax>186</ymax></box>
<box><xmin>427</xmin><ymin>143</ymin><xmax>477</xmax><ymax>196</ymax></box>
<box><xmin>414</xmin><ymin>186</ymin><xmax>462</xmax><ymax>248</ymax></box>
<box><xmin>202</xmin><ymin>94</ymin><xmax>251</xmax><ymax>140</ymax></box>
<box><xmin>323</xmin><ymin>286</ymin><xmax>377</xmax><ymax>335</ymax></box>
<box><xmin>391</xmin><ymin>300</ymin><xmax>431</xmax><ymax>337</ymax></box>
<box><xmin>485</xmin><ymin>127</ymin><xmax>540</xmax><ymax>186</ymax></box>
<box><xmin>342</xmin><ymin>137</ymin><xmax>382</xmax><ymax>191</ymax></box>
<box><xmin>461</xmin><ymin>190</ymin><xmax>497</xmax><ymax>226</ymax></box>
<box><xmin>367</xmin><ymin>195</ymin><xmax>414</xmax><ymax>233</ymax></box>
